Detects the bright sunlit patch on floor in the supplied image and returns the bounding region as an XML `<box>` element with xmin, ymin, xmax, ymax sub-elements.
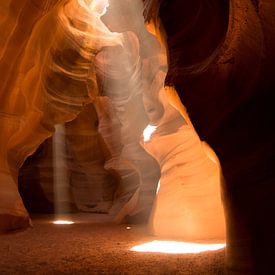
<box><xmin>53</xmin><ymin>220</ymin><xmax>75</xmax><ymax>225</ymax></box>
<box><xmin>131</xmin><ymin>241</ymin><xmax>226</xmax><ymax>254</ymax></box>
<box><xmin>143</xmin><ymin>125</ymin><xmax>157</xmax><ymax>142</ymax></box>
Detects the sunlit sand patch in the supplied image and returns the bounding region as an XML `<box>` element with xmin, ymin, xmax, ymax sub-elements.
<box><xmin>131</xmin><ymin>240</ymin><xmax>226</xmax><ymax>254</ymax></box>
<box><xmin>53</xmin><ymin>220</ymin><xmax>75</xmax><ymax>225</ymax></box>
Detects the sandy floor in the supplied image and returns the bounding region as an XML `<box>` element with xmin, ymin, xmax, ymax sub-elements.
<box><xmin>0</xmin><ymin>214</ymin><xmax>225</xmax><ymax>274</ymax></box>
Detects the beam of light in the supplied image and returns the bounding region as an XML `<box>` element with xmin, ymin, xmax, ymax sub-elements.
<box><xmin>131</xmin><ymin>241</ymin><xmax>226</xmax><ymax>254</ymax></box>
<box><xmin>53</xmin><ymin>220</ymin><xmax>75</xmax><ymax>225</ymax></box>
<box><xmin>53</xmin><ymin>124</ymin><xmax>71</xmax><ymax>217</ymax></box>
<box><xmin>143</xmin><ymin>125</ymin><xmax>157</xmax><ymax>142</ymax></box>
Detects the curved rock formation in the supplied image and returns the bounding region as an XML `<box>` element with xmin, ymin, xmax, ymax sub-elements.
<box><xmin>143</xmin><ymin>88</ymin><xmax>226</xmax><ymax>241</ymax></box>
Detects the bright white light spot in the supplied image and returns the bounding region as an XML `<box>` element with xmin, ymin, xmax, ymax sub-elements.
<box><xmin>53</xmin><ymin>220</ymin><xmax>75</xmax><ymax>225</ymax></box>
<box><xmin>126</xmin><ymin>227</ymin><xmax>131</xmax><ymax>230</ymax></box>
<box><xmin>156</xmin><ymin>180</ymin><xmax>160</xmax><ymax>194</ymax></box>
<box><xmin>89</xmin><ymin>0</ymin><xmax>109</xmax><ymax>16</ymax></box>
<box><xmin>101</xmin><ymin>2</ymin><xmax>109</xmax><ymax>15</ymax></box>
<box><xmin>143</xmin><ymin>125</ymin><xmax>157</xmax><ymax>142</ymax></box>
<box><xmin>131</xmin><ymin>241</ymin><xmax>226</xmax><ymax>254</ymax></box>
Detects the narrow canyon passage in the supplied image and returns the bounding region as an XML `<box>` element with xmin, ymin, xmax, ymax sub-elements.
<box><xmin>1</xmin><ymin>0</ymin><xmax>274</xmax><ymax>274</ymax></box>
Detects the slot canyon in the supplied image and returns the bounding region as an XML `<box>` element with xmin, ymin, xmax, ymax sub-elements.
<box><xmin>0</xmin><ymin>0</ymin><xmax>274</xmax><ymax>274</ymax></box>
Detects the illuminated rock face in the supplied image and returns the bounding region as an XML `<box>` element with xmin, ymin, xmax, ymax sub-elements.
<box><xmin>0</xmin><ymin>0</ymin><xmax>61</xmax><ymax>232</ymax></box>
<box><xmin>143</xmin><ymin>89</ymin><xmax>225</xmax><ymax>241</ymax></box>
